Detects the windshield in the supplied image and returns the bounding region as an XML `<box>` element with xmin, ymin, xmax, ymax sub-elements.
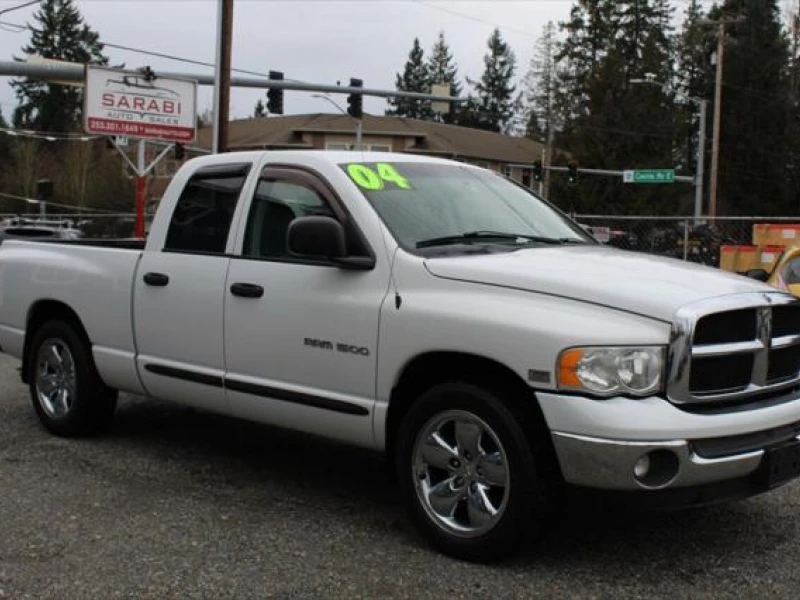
<box><xmin>340</xmin><ymin>162</ymin><xmax>592</xmax><ymax>253</ymax></box>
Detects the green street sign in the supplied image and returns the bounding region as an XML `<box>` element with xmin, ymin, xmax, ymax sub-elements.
<box><xmin>623</xmin><ymin>169</ymin><xmax>675</xmax><ymax>184</ymax></box>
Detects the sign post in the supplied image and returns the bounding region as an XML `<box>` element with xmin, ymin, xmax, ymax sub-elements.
<box><xmin>83</xmin><ymin>66</ymin><xmax>197</xmax><ymax>238</ymax></box>
<box><xmin>622</xmin><ymin>169</ymin><xmax>676</xmax><ymax>184</ymax></box>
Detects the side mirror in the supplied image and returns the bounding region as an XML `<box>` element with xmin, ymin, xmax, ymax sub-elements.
<box><xmin>743</xmin><ymin>268</ymin><xmax>770</xmax><ymax>282</ymax></box>
<box><xmin>287</xmin><ymin>216</ymin><xmax>375</xmax><ymax>270</ymax></box>
<box><xmin>288</xmin><ymin>216</ymin><xmax>346</xmax><ymax>259</ymax></box>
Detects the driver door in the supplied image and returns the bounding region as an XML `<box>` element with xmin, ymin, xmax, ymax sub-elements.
<box><xmin>223</xmin><ymin>167</ymin><xmax>391</xmax><ymax>447</ymax></box>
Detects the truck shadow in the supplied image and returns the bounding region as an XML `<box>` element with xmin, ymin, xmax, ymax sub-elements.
<box><xmin>104</xmin><ymin>395</ymin><xmax>796</xmax><ymax>573</ymax></box>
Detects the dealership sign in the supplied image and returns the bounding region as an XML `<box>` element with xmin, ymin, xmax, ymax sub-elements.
<box><xmin>84</xmin><ymin>66</ymin><xmax>197</xmax><ymax>143</ymax></box>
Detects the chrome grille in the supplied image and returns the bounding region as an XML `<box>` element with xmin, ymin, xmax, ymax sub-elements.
<box><xmin>667</xmin><ymin>293</ymin><xmax>800</xmax><ymax>405</ymax></box>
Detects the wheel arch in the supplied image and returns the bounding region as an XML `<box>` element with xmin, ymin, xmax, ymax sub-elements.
<box><xmin>385</xmin><ymin>351</ymin><xmax>560</xmax><ymax>481</ymax></box>
<box><xmin>21</xmin><ymin>299</ymin><xmax>92</xmax><ymax>384</ymax></box>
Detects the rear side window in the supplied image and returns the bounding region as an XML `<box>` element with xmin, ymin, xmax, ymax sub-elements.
<box><xmin>165</xmin><ymin>166</ymin><xmax>249</xmax><ymax>253</ymax></box>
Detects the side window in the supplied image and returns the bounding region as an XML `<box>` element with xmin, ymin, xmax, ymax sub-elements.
<box><xmin>164</xmin><ymin>170</ymin><xmax>248</xmax><ymax>253</ymax></box>
<box><xmin>782</xmin><ymin>258</ymin><xmax>800</xmax><ymax>284</ymax></box>
<box><xmin>242</xmin><ymin>178</ymin><xmax>335</xmax><ymax>259</ymax></box>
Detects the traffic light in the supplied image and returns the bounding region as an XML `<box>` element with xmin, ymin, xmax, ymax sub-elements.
<box><xmin>532</xmin><ymin>159</ymin><xmax>543</xmax><ymax>182</ymax></box>
<box><xmin>567</xmin><ymin>160</ymin><xmax>579</xmax><ymax>184</ymax></box>
<box><xmin>267</xmin><ymin>70</ymin><xmax>284</xmax><ymax>115</ymax></box>
<box><xmin>347</xmin><ymin>78</ymin><xmax>363</xmax><ymax>119</ymax></box>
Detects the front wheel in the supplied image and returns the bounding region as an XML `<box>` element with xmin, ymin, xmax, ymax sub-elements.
<box><xmin>396</xmin><ymin>382</ymin><xmax>551</xmax><ymax>561</ymax></box>
<box><xmin>27</xmin><ymin>320</ymin><xmax>117</xmax><ymax>437</ymax></box>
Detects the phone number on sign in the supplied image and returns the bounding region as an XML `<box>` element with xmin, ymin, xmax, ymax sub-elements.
<box><xmin>86</xmin><ymin>118</ymin><xmax>194</xmax><ymax>141</ymax></box>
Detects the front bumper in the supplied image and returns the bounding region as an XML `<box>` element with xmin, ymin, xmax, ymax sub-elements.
<box><xmin>552</xmin><ymin>432</ymin><xmax>772</xmax><ymax>490</ymax></box>
<box><xmin>538</xmin><ymin>390</ymin><xmax>800</xmax><ymax>493</ymax></box>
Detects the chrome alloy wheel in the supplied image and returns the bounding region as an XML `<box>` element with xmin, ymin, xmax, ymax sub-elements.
<box><xmin>35</xmin><ymin>339</ymin><xmax>77</xmax><ymax>419</ymax></box>
<box><xmin>412</xmin><ymin>410</ymin><xmax>510</xmax><ymax>538</ymax></box>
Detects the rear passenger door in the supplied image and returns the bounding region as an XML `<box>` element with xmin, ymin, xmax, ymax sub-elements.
<box><xmin>134</xmin><ymin>163</ymin><xmax>250</xmax><ymax>413</ymax></box>
<box><xmin>223</xmin><ymin>166</ymin><xmax>391</xmax><ymax>447</ymax></box>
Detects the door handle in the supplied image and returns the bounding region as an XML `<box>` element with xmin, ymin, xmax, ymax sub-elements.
<box><xmin>230</xmin><ymin>282</ymin><xmax>264</xmax><ymax>298</ymax></box>
<box><xmin>143</xmin><ymin>272</ymin><xmax>170</xmax><ymax>287</ymax></box>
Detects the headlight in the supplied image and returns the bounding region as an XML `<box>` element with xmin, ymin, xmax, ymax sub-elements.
<box><xmin>557</xmin><ymin>346</ymin><xmax>664</xmax><ymax>397</ymax></box>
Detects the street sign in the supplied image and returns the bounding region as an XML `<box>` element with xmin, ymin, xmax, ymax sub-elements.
<box><xmin>622</xmin><ymin>169</ymin><xmax>675</xmax><ymax>184</ymax></box>
<box><xmin>84</xmin><ymin>66</ymin><xmax>197</xmax><ymax>143</ymax></box>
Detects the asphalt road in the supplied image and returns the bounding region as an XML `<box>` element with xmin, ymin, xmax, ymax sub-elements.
<box><xmin>2</xmin><ymin>353</ymin><xmax>800</xmax><ymax>599</ymax></box>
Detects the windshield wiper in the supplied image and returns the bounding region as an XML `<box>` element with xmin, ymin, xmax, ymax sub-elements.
<box><xmin>416</xmin><ymin>231</ymin><xmax>586</xmax><ymax>249</ymax></box>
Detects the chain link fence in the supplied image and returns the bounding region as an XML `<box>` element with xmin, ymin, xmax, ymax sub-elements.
<box><xmin>0</xmin><ymin>213</ymin><xmax>148</xmax><ymax>239</ymax></box>
<box><xmin>4</xmin><ymin>212</ymin><xmax>800</xmax><ymax>272</ymax></box>
<box><xmin>573</xmin><ymin>215</ymin><xmax>800</xmax><ymax>268</ymax></box>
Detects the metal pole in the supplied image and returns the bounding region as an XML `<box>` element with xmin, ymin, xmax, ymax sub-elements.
<box><xmin>695</xmin><ymin>99</ymin><xmax>708</xmax><ymax>223</ymax></box>
<box><xmin>135</xmin><ymin>139</ymin><xmax>146</xmax><ymax>238</ymax></box>
<box><xmin>356</xmin><ymin>120</ymin><xmax>362</xmax><ymax>149</ymax></box>
<box><xmin>683</xmin><ymin>219</ymin><xmax>690</xmax><ymax>261</ymax></box>
<box><xmin>709</xmin><ymin>22</ymin><xmax>726</xmax><ymax>221</ymax></box>
<box><xmin>538</xmin><ymin>147</ymin><xmax>545</xmax><ymax>196</ymax></box>
<box><xmin>0</xmin><ymin>62</ymin><xmax>461</xmax><ymax>103</ymax></box>
<box><xmin>543</xmin><ymin>121</ymin><xmax>555</xmax><ymax>200</ymax></box>
<box><xmin>211</xmin><ymin>0</ymin><xmax>224</xmax><ymax>154</ymax></box>
<box><xmin>39</xmin><ymin>199</ymin><xmax>45</xmax><ymax>219</ymax></box>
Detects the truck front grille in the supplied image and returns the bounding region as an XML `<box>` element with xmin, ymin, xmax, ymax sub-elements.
<box><xmin>667</xmin><ymin>294</ymin><xmax>800</xmax><ymax>405</ymax></box>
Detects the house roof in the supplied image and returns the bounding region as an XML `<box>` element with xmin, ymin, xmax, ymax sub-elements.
<box><xmin>195</xmin><ymin>114</ymin><xmax>545</xmax><ymax>165</ymax></box>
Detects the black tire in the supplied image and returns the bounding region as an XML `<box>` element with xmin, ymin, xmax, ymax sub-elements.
<box><xmin>396</xmin><ymin>381</ymin><xmax>552</xmax><ymax>562</ymax></box>
<box><xmin>27</xmin><ymin>320</ymin><xmax>118</xmax><ymax>437</ymax></box>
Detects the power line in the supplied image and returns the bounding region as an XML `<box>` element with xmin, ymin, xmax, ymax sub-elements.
<box><xmin>0</xmin><ymin>18</ymin><xmax>309</xmax><ymax>84</ymax></box>
<box><xmin>0</xmin><ymin>126</ymin><xmax>98</xmax><ymax>140</ymax></box>
<box><xmin>0</xmin><ymin>190</ymin><xmax>123</xmax><ymax>213</ymax></box>
<box><xmin>0</xmin><ymin>0</ymin><xmax>39</xmax><ymax>18</ymax></box>
<box><xmin>410</xmin><ymin>0</ymin><xmax>539</xmax><ymax>39</ymax></box>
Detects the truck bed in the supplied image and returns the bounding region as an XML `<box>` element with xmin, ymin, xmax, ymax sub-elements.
<box><xmin>0</xmin><ymin>239</ymin><xmax>143</xmax><ymax>391</ymax></box>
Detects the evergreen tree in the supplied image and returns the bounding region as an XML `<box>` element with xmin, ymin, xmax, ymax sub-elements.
<box><xmin>427</xmin><ymin>32</ymin><xmax>461</xmax><ymax>122</ymax></box>
<box><xmin>386</xmin><ymin>37</ymin><xmax>431</xmax><ymax>119</ymax></box>
<box><xmin>12</xmin><ymin>0</ymin><xmax>107</xmax><ymax>132</ymax></box>
<box><xmin>465</xmin><ymin>28</ymin><xmax>518</xmax><ymax>133</ymax></box>
<box><xmin>708</xmin><ymin>0</ymin><xmax>790</xmax><ymax>215</ymax></box>
<box><xmin>522</xmin><ymin>21</ymin><xmax>557</xmax><ymax>140</ymax></box>
<box><xmin>254</xmin><ymin>98</ymin><xmax>266</xmax><ymax>118</ymax></box>
<box><xmin>555</xmin><ymin>0</ymin><xmax>618</xmax><ymax>124</ymax></box>
<box><xmin>674</xmin><ymin>0</ymin><xmax>713</xmax><ymax>196</ymax></box>
<box><xmin>553</xmin><ymin>1</ymin><xmax>683</xmax><ymax>215</ymax></box>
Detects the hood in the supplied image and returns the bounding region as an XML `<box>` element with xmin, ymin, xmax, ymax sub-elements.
<box><xmin>424</xmin><ymin>245</ymin><xmax>775</xmax><ymax>322</ymax></box>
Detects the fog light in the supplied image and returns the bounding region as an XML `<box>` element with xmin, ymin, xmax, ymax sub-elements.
<box><xmin>633</xmin><ymin>450</ymin><xmax>680</xmax><ymax>489</ymax></box>
<box><xmin>634</xmin><ymin>454</ymin><xmax>651</xmax><ymax>479</ymax></box>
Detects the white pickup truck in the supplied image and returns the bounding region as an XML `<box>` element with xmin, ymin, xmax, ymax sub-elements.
<box><xmin>2</xmin><ymin>151</ymin><xmax>800</xmax><ymax>561</ymax></box>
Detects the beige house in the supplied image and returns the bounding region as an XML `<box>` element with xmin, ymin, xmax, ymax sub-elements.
<box><xmin>192</xmin><ymin>114</ymin><xmax>547</xmax><ymax>187</ymax></box>
<box><xmin>142</xmin><ymin>114</ymin><xmax>547</xmax><ymax>209</ymax></box>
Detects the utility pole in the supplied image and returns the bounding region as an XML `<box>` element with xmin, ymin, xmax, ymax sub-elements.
<box><xmin>708</xmin><ymin>21</ymin><xmax>725</xmax><ymax>221</ymax></box>
<box><xmin>702</xmin><ymin>16</ymin><xmax>745</xmax><ymax>220</ymax></box>
<box><xmin>212</xmin><ymin>0</ymin><xmax>234</xmax><ymax>154</ymax></box>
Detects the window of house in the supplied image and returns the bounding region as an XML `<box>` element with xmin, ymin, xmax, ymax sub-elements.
<box><xmin>369</xmin><ymin>145</ymin><xmax>391</xmax><ymax>152</ymax></box>
<box><xmin>164</xmin><ymin>166</ymin><xmax>249</xmax><ymax>253</ymax></box>
<box><xmin>522</xmin><ymin>171</ymin><xmax>532</xmax><ymax>188</ymax></box>
<box><xmin>501</xmin><ymin>165</ymin><xmax>513</xmax><ymax>178</ymax></box>
<box><xmin>325</xmin><ymin>143</ymin><xmax>351</xmax><ymax>150</ymax></box>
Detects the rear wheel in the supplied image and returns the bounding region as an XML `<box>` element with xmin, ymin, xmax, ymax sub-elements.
<box><xmin>27</xmin><ymin>320</ymin><xmax>117</xmax><ymax>437</ymax></box>
<box><xmin>396</xmin><ymin>382</ymin><xmax>551</xmax><ymax>561</ymax></box>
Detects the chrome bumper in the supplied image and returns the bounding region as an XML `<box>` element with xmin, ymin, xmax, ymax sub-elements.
<box><xmin>551</xmin><ymin>431</ymin><xmax>798</xmax><ymax>491</ymax></box>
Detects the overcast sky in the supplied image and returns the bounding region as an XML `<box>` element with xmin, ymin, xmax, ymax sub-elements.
<box><xmin>0</xmin><ymin>0</ymin><xmax>717</xmax><ymax>128</ymax></box>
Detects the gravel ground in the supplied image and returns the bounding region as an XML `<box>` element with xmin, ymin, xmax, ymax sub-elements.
<box><xmin>1</xmin><ymin>353</ymin><xmax>799</xmax><ymax>599</ymax></box>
